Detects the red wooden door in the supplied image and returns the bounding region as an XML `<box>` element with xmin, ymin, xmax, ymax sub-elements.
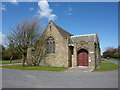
<box><xmin>78</xmin><ymin>51</ymin><xmax>88</xmax><ymax>66</ymax></box>
<box><xmin>83</xmin><ymin>52</ymin><xmax>88</xmax><ymax>66</ymax></box>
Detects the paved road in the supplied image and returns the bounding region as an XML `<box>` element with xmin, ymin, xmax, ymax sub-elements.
<box><xmin>102</xmin><ymin>58</ymin><xmax>120</xmax><ymax>65</ymax></box>
<box><xmin>2</xmin><ymin>69</ymin><xmax>118</xmax><ymax>88</ymax></box>
<box><xmin>0</xmin><ymin>63</ymin><xmax>21</xmax><ymax>66</ymax></box>
<box><xmin>0</xmin><ymin>60</ymin><xmax>21</xmax><ymax>63</ymax></box>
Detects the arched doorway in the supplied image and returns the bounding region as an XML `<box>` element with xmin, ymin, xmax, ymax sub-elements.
<box><xmin>77</xmin><ymin>49</ymin><xmax>88</xmax><ymax>66</ymax></box>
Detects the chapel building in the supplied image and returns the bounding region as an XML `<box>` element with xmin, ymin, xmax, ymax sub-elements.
<box><xmin>27</xmin><ymin>20</ymin><xmax>101</xmax><ymax>70</ymax></box>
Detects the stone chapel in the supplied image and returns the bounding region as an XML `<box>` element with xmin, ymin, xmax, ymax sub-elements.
<box><xmin>27</xmin><ymin>20</ymin><xmax>101</xmax><ymax>70</ymax></box>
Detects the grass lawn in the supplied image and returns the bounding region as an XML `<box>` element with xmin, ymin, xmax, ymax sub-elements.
<box><xmin>1</xmin><ymin>60</ymin><xmax>119</xmax><ymax>72</ymax></box>
<box><xmin>93</xmin><ymin>60</ymin><xmax>120</xmax><ymax>71</ymax></box>
<box><xmin>1</xmin><ymin>65</ymin><xmax>68</xmax><ymax>71</ymax></box>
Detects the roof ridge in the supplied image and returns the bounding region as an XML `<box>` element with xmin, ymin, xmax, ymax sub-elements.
<box><xmin>52</xmin><ymin>22</ymin><xmax>73</xmax><ymax>37</ymax></box>
<box><xmin>55</xmin><ymin>24</ymin><xmax>73</xmax><ymax>36</ymax></box>
<box><xmin>71</xmin><ymin>34</ymin><xmax>96</xmax><ymax>37</ymax></box>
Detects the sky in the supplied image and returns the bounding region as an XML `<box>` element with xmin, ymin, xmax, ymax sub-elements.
<box><xmin>1</xmin><ymin>1</ymin><xmax>118</xmax><ymax>54</ymax></box>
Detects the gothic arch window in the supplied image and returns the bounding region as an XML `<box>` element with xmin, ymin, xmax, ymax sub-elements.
<box><xmin>46</xmin><ymin>37</ymin><xmax>55</xmax><ymax>54</ymax></box>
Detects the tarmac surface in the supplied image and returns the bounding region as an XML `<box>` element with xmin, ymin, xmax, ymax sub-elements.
<box><xmin>2</xmin><ymin>68</ymin><xmax>118</xmax><ymax>88</ymax></box>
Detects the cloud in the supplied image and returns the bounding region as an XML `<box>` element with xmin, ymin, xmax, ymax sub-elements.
<box><xmin>11</xmin><ymin>0</ymin><xmax>18</xmax><ymax>5</ymax></box>
<box><xmin>29</xmin><ymin>7</ymin><xmax>34</xmax><ymax>11</ymax></box>
<box><xmin>49</xmin><ymin>14</ymin><xmax>57</xmax><ymax>21</ymax></box>
<box><xmin>38</xmin><ymin>0</ymin><xmax>57</xmax><ymax>21</ymax></box>
<box><xmin>0</xmin><ymin>32</ymin><xmax>6</xmax><ymax>45</ymax></box>
<box><xmin>7</xmin><ymin>0</ymin><xmax>18</xmax><ymax>5</ymax></box>
<box><xmin>0</xmin><ymin>5</ymin><xmax>6</xmax><ymax>11</ymax></box>
<box><xmin>65</xmin><ymin>8</ymin><xmax>72</xmax><ymax>16</ymax></box>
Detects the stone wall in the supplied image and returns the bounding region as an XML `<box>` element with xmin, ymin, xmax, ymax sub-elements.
<box><xmin>26</xmin><ymin>21</ymin><xmax>101</xmax><ymax>69</ymax></box>
<box><xmin>26</xmin><ymin>47</ymin><xmax>35</xmax><ymax>65</ymax></box>
<box><xmin>72</xmin><ymin>41</ymin><xmax>97</xmax><ymax>69</ymax></box>
<box><xmin>70</xmin><ymin>34</ymin><xmax>101</xmax><ymax>69</ymax></box>
<box><xmin>39</xmin><ymin>22</ymin><xmax>69</xmax><ymax>67</ymax></box>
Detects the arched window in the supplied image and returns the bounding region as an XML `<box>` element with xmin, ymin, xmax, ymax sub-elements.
<box><xmin>46</xmin><ymin>37</ymin><xmax>55</xmax><ymax>53</ymax></box>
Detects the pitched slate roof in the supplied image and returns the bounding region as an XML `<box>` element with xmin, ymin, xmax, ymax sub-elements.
<box><xmin>70</xmin><ymin>34</ymin><xmax>98</xmax><ymax>43</ymax></box>
<box><xmin>51</xmin><ymin>21</ymin><xmax>73</xmax><ymax>38</ymax></box>
<box><xmin>48</xmin><ymin>21</ymin><xmax>98</xmax><ymax>45</ymax></box>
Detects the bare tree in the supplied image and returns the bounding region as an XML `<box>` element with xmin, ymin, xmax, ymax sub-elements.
<box><xmin>103</xmin><ymin>47</ymin><xmax>118</xmax><ymax>59</ymax></box>
<box><xmin>105</xmin><ymin>47</ymin><xmax>115</xmax><ymax>52</ymax></box>
<box><xmin>33</xmin><ymin>35</ymin><xmax>47</xmax><ymax>66</ymax></box>
<box><xmin>8</xmin><ymin>42</ymin><xmax>15</xmax><ymax>63</ymax></box>
<box><xmin>7</xmin><ymin>19</ymin><xmax>43</xmax><ymax>66</ymax></box>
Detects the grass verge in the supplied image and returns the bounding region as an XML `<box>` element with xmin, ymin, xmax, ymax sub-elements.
<box><xmin>93</xmin><ymin>60</ymin><xmax>119</xmax><ymax>71</ymax></box>
<box><xmin>1</xmin><ymin>60</ymin><xmax>119</xmax><ymax>72</ymax></box>
<box><xmin>2</xmin><ymin>65</ymin><xmax>68</xmax><ymax>71</ymax></box>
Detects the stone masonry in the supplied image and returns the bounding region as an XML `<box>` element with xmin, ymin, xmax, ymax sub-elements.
<box><xmin>27</xmin><ymin>20</ymin><xmax>101</xmax><ymax>70</ymax></box>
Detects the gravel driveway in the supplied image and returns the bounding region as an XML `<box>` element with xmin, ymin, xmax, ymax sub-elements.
<box><xmin>2</xmin><ymin>69</ymin><xmax>118</xmax><ymax>88</ymax></box>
